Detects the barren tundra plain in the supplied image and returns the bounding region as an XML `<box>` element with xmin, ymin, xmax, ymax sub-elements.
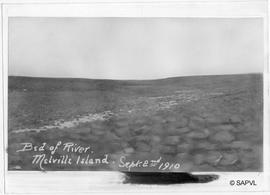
<box><xmin>8</xmin><ymin>74</ymin><xmax>263</xmax><ymax>171</ymax></box>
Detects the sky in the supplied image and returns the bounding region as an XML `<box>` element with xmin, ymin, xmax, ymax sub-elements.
<box><xmin>8</xmin><ymin>17</ymin><xmax>264</xmax><ymax>80</ymax></box>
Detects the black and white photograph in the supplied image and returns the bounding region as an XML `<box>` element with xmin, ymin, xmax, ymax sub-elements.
<box><xmin>8</xmin><ymin>17</ymin><xmax>264</xmax><ymax>171</ymax></box>
<box><xmin>1</xmin><ymin>1</ymin><xmax>269</xmax><ymax>194</ymax></box>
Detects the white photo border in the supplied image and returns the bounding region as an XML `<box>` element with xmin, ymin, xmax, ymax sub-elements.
<box><xmin>0</xmin><ymin>1</ymin><xmax>269</xmax><ymax>194</ymax></box>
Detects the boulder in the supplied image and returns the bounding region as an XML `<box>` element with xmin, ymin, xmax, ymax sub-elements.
<box><xmin>117</xmin><ymin>119</ymin><xmax>129</xmax><ymax>127</ymax></box>
<box><xmin>229</xmin><ymin>115</ymin><xmax>242</xmax><ymax>124</ymax></box>
<box><xmin>186</xmin><ymin>129</ymin><xmax>210</xmax><ymax>139</ymax></box>
<box><xmin>133</xmin><ymin>135</ymin><xmax>151</xmax><ymax>143</ymax></box>
<box><xmin>134</xmin><ymin>118</ymin><xmax>147</xmax><ymax>125</ymax></box>
<box><xmin>176</xmin><ymin>117</ymin><xmax>189</xmax><ymax>128</ymax></box>
<box><xmin>91</xmin><ymin>129</ymin><xmax>106</xmax><ymax>136</ymax></box>
<box><xmin>135</xmin><ymin>142</ymin><xmax>152</xmax><ymax>152</ymax></box>
<box><xmin>212</xmin><ymin>124</ymin><xmax>235</xmax><ymax>132</ymax></box>
<box><xmin>109</xmin><ymin>142</ymin><xmax>122</xmax><ymax>153</ymax></box>
<box><xmin>91</xmin><ymin>121</ymin><xmax>105</xmax><ymax>129</ymax></box>
<box><xmin>211</xmin><ymin>131</ymin><xmax>235</xmax><ymax>143</ymax></box>
<box><xmin>151</xmin><ymin>135</ymin><xmax>161</xmax><ymax>143</ymax></box>
<box><xmin>176</xmin><ymin>127</ymin><xmax>190</xmax><ymax>134</ymax></box>
<box><xmin>178</xmin><ymin>162</ymin><xmax>194</xmax><ymax>172</ymax></box>
<box><xmin>219</xmin><ymin>152</ymin><xmax>238</xmax><ymax>166</ymax></box>
<box><xmin>205</xmin><ymin>116</ymin><xmax>227</xmax><ymax>126</ymax></box>
<box><xmin>133</xmin><ymin>125</ymin><xmax>150</xmax><ymax>135</ymax></box>
<box><xmin>176</xmin><ymin>152</ymin><xmax>190</xmax><ymax>161</ymax></box>
<box><xmin>114</xmin><ymin>127</ymin><xmax>130</xmax><ymax>137</ymax></box>
<box><xmin>163</xmin><ymin>136</ymin><xmax>181</xmax><ymax>145</ymax></box>
<box><xmin>231</xmin><ymin>141</ymin><xmax>252</xmax><ymax>150</ymax></box>
<box><xmin>188</xmin><ymin>122</ymin><xmax>200</xmax><ymax>130</ymax></box>
<box><xmin>103</xmin><ymin>131</ymin><xmax>120</xmax><ymax>141</ymax></box>
<box><xmin>167</xmin><ymin>127</ymin><xmax>190</xmax><ymax>135</ymax></box>
<box><xmin>188</xmin><ymin>116</ymin><xmax>206</xmax><ymax>130</ymax></box>
<box><xmin>121</xmin><ymin>142</ymin><xmax>129</xmax><ymax>148</ymax></box>
<box><xmin>190</xmin><ymin>116</ymin><xmax>205</xmax><ymax>126</ymax></box>
<box><xmin>166</xmin><ymin>116</ymin><xmax>177</xmax><ymax>123</ymax></box>
<box><xmin>124</xmin><ymin>147</ymin><xmax>135</xmax><ymax>154</ymax></box>
<box><xmin>160</xmin><ymin>146</ymin><xmax>177</xmax><ymax>155</ymax></box>
<box><xmin>193</xmin><ymin>154</ymin><xmax>205</xmax><ymax>165</ymax></box>
<box><xmin>196</xmin><ymin>142</ymin><xmax>216</xmax><ymax>150</ymax></box>
<box><xmin>177</xmin><ymin>143</ymin><xmax>192</xmax><ymax>152</ymax></box>
<box><xmin>205</xmin><ymin>151</ymin><xmax>223</xmax><ymax>165</ymax></box>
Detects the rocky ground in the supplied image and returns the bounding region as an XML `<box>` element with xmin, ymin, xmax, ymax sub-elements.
<box><xmin>8</xmin><ymin>74</ymin><xmax>263</xmax><ymax>171</ymax></box>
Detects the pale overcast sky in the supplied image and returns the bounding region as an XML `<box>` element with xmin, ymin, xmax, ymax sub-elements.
<box><xmin>9</xmin><ymin>18</ymin><xmax>263</xmax><ymax>80</ymax></box>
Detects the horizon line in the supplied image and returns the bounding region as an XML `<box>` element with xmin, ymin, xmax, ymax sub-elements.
<box><xmin>8</xmin><ymin>72</ymin><xmax>263</xmax><ymax>81</ymax></box>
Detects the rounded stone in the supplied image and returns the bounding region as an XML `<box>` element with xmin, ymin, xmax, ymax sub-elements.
<box><xmin>237</xmin><ymin>146</ymin><xmax>262</xmax><ymax>170</ymax></box>
<box><xmin>166</xmin><ymin>116</ymin><xmax>177</xmax><ymax>123</ymax></box>
<box><xmin>161</xmin><ymin>119</ymin><xmax>168</xmax><ymax>124</ymax></box>
<box><xmin>193</xmin><ymin>154</ymin><xmax>205</xmax><ymax>165</ymax></box>
<box><xmin>124</xmin><ymin>147</ymin><xmax>135</xmax><ymax>154</ymax></box>
<box><xmin>190</xmin><ymin>116</ymin><xmax>205</xmax><ymax>126</ymax></box>
<box><xmin>212</xmin><ymin>124</ymin><xmax>235</xmax><ymax>132</ymax></box>
<box><xmin>163</xmin><ymin>136</ymin><xmax>181</xmax><ymax>145</ymax></box>
<box><xmin>151</xmin><ymin>123</ymin><xmax>163</xmax><ymax>131</ymax></box>
<box><xmin>205</xmin><ymin>116</ymin><xmax>226</xmax><ymax>126</ymax></box>
<box><xmin>166</xmin><ymin>127</ymin><xmax>179</xmax><ymax>135</ymax></box>
<box><xmin>189</xmin><ymin>121</ymin><xmax>202</xmax><ymax>130</ymax></box>
<box><xmin>109</xmin><ymin>143</ymin><xmax>123</xmax><ymax>152</ymax></box>
<box><xmin>177</xmin><ymin>143</ymin><xmax>191</xmax><ymax>152</ymax></box>
<box><xmin>103</xmin><ymin>131</ymin><xmax>120</xmax><ymax>141</ymax></box>
<box><xmin>176</xmin><ymin>127</ymin><xmax>190</xmax><ymax>134</ymax></box>
<box><xmin>243</xmin><ymin>122</ymin><xmax>257</xmax><ymax>132</ymax></box>
<box><xmin>231</xmin><ymin>141</ymin><xmax>252</xmax><ymax>150</ymax></box>
<box><xmin>176</xmin><ymin>117</ymin><xmax>189</xmax><ymax>128</ymax></box>
<box><xmin>117</xmin><ymin>119</ymin><xmax>129</xmax><ymax>127</ymax></box>
<box><xmin>167</xmin><ymin>127</ymin><xmax>190</xmax><ymax>135</ymax></box>
<box><xmin>176</xmin><ymin>153</ymin><xmax>190</xmax><ymax>161</ymax></box>
<box><xmin>211</xmin><ymin>131</ymin><xmax>235</xmax><ymax>142</ymax></box>
<box><xmin>151</xmin><ymin>135</ymin><xmax>161</xmax><ymax>143</ymax></box>
<box><xmin>186</xmin><ymin>129</ymin><xmax>210</xmax><ymax>139</ymax></box>
<box><xmin>205</xmin><ymin>151</ymin><xmax>223</xmax><ymax>165</ymax></box>
<box><xmin>135</xmin><ymin>142</ymin><xmax>152</xmax><ymax>152</ymax></box>
<box><xmin>134</xmin><ymin>135</ymin><xmax>151</xmax><ymax>143</ymax></box>
<box><xmin>229</xmin><ymin>115</ymin><xmax>242</xmax><ymax>124</ymax></box>
<box><xmin>121</xmin><ymin>142</ymin><xmax>129</xmax><ymax>148</ymax></box>
<box><xmin>134</xmin><ymin>118</ymin><xmax>147</xmax><ymax>125</ymax></box>
<box><xmin>91</xmin><ymin>121</ymin><xmax>105</xmax><ymax>129</ymax></box>
<box><xmin>91</xmin><ymin>129</ymin><xmax>106</xmax><ymax>136</ymax></box>
<box><xmin>196</xmin><ymin>142</ymin><xmax>216</xmax><ymax>150</ymax></box>
<box><xmin>133</xmin><ymin>125</ymin><xmax>150</xmax><ymax>135</ymax></box>
<box><xmin>219</xmin><ymin>152</ymin><xmax>238</xmax><ymax>166</ymax></box>
<box><xmin>160</xmin><ymin>146</ymin><xmax>177</xmax><ymax>155</ymax></box>
<box><xmin>114</xmin><ymin>127</ymin><xmax>130</xmax><ymax>137</ymax></box>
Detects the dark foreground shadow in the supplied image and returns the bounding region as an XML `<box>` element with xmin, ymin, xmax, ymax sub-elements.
<box><xmin>122</xmin><ymin>172</ymin><xmax>219</xmax><ymax>185</ymax></box>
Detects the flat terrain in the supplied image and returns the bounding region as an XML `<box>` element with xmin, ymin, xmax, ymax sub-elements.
<box><xmin>8</xmin><ymin>74</ymin><xmax>263</xmax><ymax>171</ymax></box>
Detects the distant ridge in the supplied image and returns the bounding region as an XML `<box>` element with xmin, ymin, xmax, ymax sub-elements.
<box><xmin>8</xmin><ymin>73</ymin><xmax>262</xmax><ymax>92</ymax></box>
